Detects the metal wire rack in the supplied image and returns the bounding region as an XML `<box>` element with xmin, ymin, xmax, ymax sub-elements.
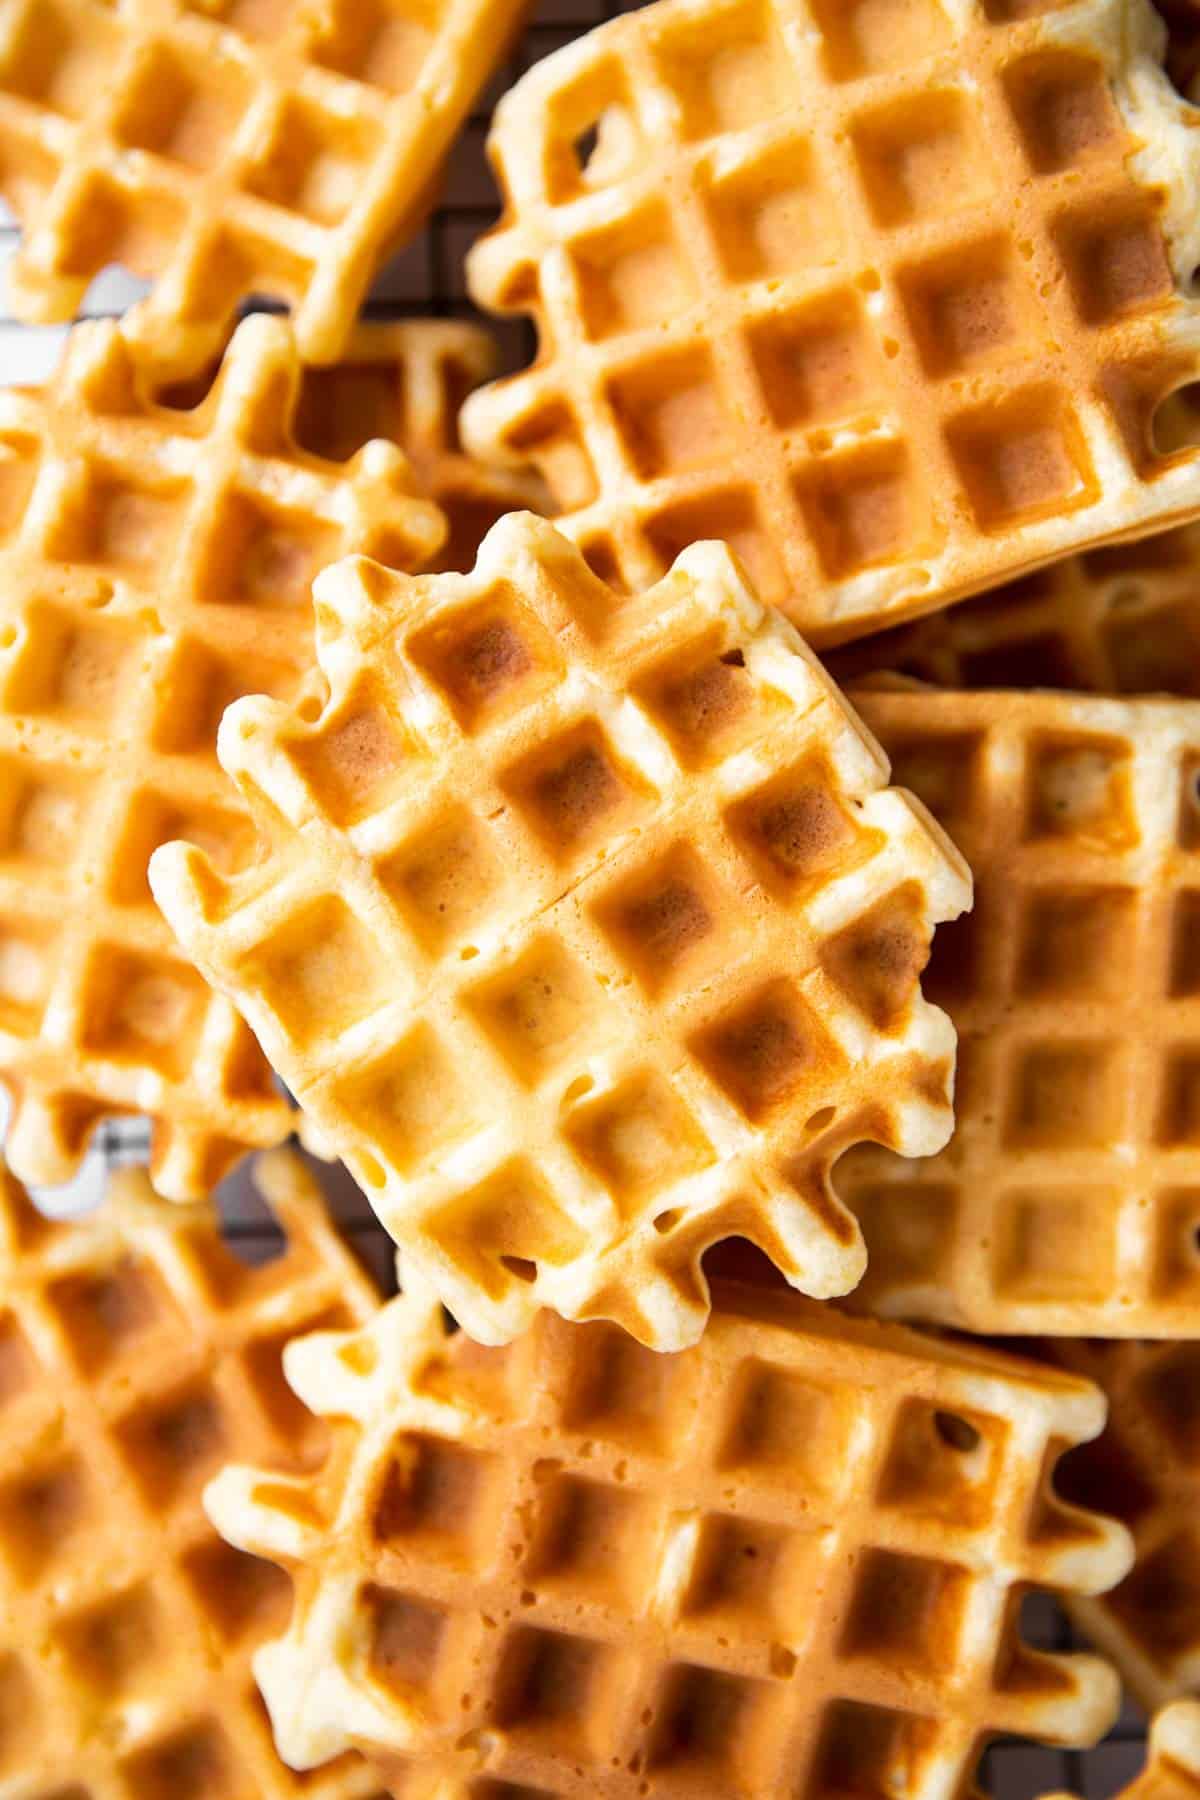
<box><xmin>0</xmin><ymin>0</ymin><xmax>1164</xmax><ymax>1791</ymax></box>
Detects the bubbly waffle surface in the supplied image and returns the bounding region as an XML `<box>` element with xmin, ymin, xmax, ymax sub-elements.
<box><xmin>0</xmin><ymin>313</ymin><xmax>444</xmax><ymax>1201</ymax></box>
<box><xmin>837</xmin><ymin>683</ymin><xmax>1200</xmax><ymax>1336</ymax></box>
<box><xmin>827</xmin><ymin>524</ymin><xmax>1200</xmax><ymax>696</ymax></box>
<box><xmin>0</xmin><ymin>0</ymin><xmax>528</xmax><ymax>375</ymax></box>
<box><xmin>463</xmin><ymin>0</ymin><xmax>1200</xmax><ymax>647</ymax></box>
<box><xmin>1047</xmin><ymin>1340</ymin><xmax>1200</xmax><ymax>1709</ymax></box>
<box><xmin>151</xmin><ymin>514</ymin><xmax>971</xmax><ymax>1349</ymax></box>
<box><xmin>205</xmin><ymin>1270</ymin><xmax>1132</xmax><ymax>1792</ymax></box>
<box><xmin>294</xmin><ymin>319</ymin><xmax>549</xmax><ymax>573</ymax></box>
<box><xmin>0</xmin><ymin>1147</ymin><xmax>387</xmax><ymax>1799</ymax></box>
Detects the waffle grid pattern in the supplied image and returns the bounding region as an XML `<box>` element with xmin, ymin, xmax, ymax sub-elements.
<box><xmin>0</xmin><ymin>312</ymin><xmax>446</xmax><ymax>1203</ymax></box>
<box><xmin>207</xmin><ymin>1275</ymin><xmax>1133</xmax><ymax>1796</ymax></box>
<box><xmin>0</xmin><ymin>1113</ymin><xmax>1145</xmax><ymax>1797</ymax></box>
<box><xmin>1040</xmin><ymin>1706</ymin><xmax>1200</xmax><ymax>1800</ymax></box>
<box><xmin>827</xmin><ymin>525</ymin><xmax>1200</xmax><ymax>697</ymax></box>
<box><xmin>463</xmin><ymin>0</ymin><xmax>1200</xmax><ymax>646</ymax></box>
<box><xmin>151</xmin><ymin>516</ymin><xmax>970</xmax><ymax>1349</ymax></box>
<box><xmin>0</xmin><ymin>0</ymin><xmax>528</xmax><ymax>374</ymax></box>
<box><xmin>838</xmin><ymin>684</ymin><xmax>1200</xmax><ymax>1336</ymax></box>
<box><xmin>0</xmin><ymin>0</ymin><xmax>1175</xmax><ymax>1788</ymax></box>
<box><xmin>4</xmin><ymin>1136</ymin><xmax>1149</xmax><ymax>1800</ymax></box>
<box><xmin>296</xmin><ymin>318</ymin><xmax>549</xmax><ymax>572</ymax></box>
<box><xmin>0</xmin><ymin>1147</ymin><xmax>387</xmax><ymax>1799</ymax></box>
<box><xmin>1047</xmin><ymin>1341</ymin><xmax>1200</xmax><ymax>1713</ymax></box>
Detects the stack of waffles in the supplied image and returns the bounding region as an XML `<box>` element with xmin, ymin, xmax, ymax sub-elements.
<box><xmin>0</xmin><ymin>1</ymin><xmax>1197</xmax><ymax>1797</ymax></box>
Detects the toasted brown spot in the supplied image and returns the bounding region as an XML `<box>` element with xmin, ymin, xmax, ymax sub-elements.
<box><xmin>623</xmin><ymin>879</ymin><xmax>712</xmax><ymax>963</ymax></box>
<box><xmin>822</xmin><ymin>887</ymin><xmax>929</xmax><ymax>1032</ymax></box>
<box><xmin>759</xmin><ymin>787</ymin><xmax>848</xmax><ymax>872</ymax></box>
<box><xmin>459</xmin><ymin>621</ymin><xmax>531</xmax><ymax>699</ymax></box>
<box><xmin>533</xmin><ymin>746</ymin><xmax>622</xmax><ymax>840</ymax></box>
<box><xmin>693</xmin><ymin>982</ymin><xmax>824</xmax><ymax>1121</ymax></box>
<box><xmin>661</xmin><ymin>659</ymin><xmax>749</xmax><ymax>739</ymax></box>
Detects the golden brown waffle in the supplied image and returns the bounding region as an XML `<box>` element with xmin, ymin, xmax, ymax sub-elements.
<box><xmin>1044</xmin><ymin>1706</ymin><xmax>1200</xmax><ymax>1800</ymax></box>
<box><xmin>0</xmin><ymin>1146</ymin><xmax>387</xmax><ymax>1799</ymax></box>
<box><xmin>1044</xmin><ymin>1340</ymin><xmax>1200</xmax><ymax>1709</ymax></box>
<box><xmin>827</xmin><ymin>525</ymin><xmax>1200</xmax><ymax>696</ymax></box>
<box><xmin>293</xmin><ymin>319</ymin><xmax>549</xmax><ymax>573</ymax></box>
<box><xmin>836</xmin><ymin>681</ymin><xmax>1200</xmax><ymax>1337</ymax></box>
<box><xmin>0</xmin><ymin>0</ymin><xmax>528</xmax><ymax>375</ymax></box>
<box><xmin>204</xmin><ymin>1269</ymin><xmax>1132</xmax><ymax>1792</ymax></box>
<box><xmin>150</xmin><ymin>514</ymin><xmax>971</xmax><ymax>1349</ymax></box>
<box><xmin>0</xmin><ymin>313</ymin><xmax>444</xmax><ymax>1200</ymax></box>
<box><xmin>463</xmin><ymin>0</ymin><xmax>1200</xmax><ymax>649</ymax></box>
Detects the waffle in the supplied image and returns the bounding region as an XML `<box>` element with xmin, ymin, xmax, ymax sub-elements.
<box><xmin>294</xmin><ymin>319</ymin><xmax>549</xmax><ymax>574</ymax></box>
<box><xmin>204</xmin><ymin>1267</ymin><xmax>1132</xmax><ymax>1792</ymax></box>
<box><xmin>0</xmin><ymin>1145</ymin><xmax>387</xmax><ymax>1799</ymax></box>
<box><xmin>836</xmin><ymin>682</ymin><xmax>1200</xmax><ymax>1337</ymax></box>
<box><xmin>463</xmin><ymin>0</ymin><xmax>1200</xmax><ymax>649</ymax></box>
<box><xmin>1045</xmin><ymin>1706</ymin><xmax>1200</xmax><ymax>1800</ymax></box>
<box><xmin>151</xmin><ymin>514</ymin><xmax>971</xmax><ymax>1349</ymax></box>
<box><xmin>0</xmin><ymin>0</ymin><xmax>528</xmax><ymax>376</ymax></box>
<box><xmin>827</xmin><ymin>524</ymin><xmax>1200</xmax><ymax>696</ymax></box>
<box><xmin>1044</xmin><ymin>1340</ymin><xmax>1200</xmax><ymax>1709</ymax></box>
<box><xmin>0</xmin><ymin>312</ymin><xmax>445</xmax><ymax>1200</ymax></box>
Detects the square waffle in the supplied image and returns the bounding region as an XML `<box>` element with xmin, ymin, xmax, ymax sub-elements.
<box><xmin>1045</xmin><ymin>1340</ymin><xmax>1200</xmax><ymax>1709</ymax></box>
<box><xmin>463</xmin><ymin>0</ymin><xmax>1200</xmax><ymax>648</ymax></box>
<box><xmin>0</xmin><ymin>312</ymin><xmax>444</xmax><ymax>1200</ymax></box>
<box><xmin>0</xmin><ymin>0</ymin><xmax>529</xmax><ymax>376</ymax></box>
<box><xmin>0</xmin><ymin>1146</ymin><xmax>387</xmax><ymax>1799</ymax></box>
<box><xmin>836</xmin><ymin>682</ymin><xmax>1200</xmax><ymax>1337</ymax></box>
<box><xmin>205</xmin><ymin>1269</ymin><xmax>1133</xmax><ymax>1791</ymax></box>
<box><xmin>293</xmin><ymin>319</ymin><xmax>548</xmax><ymax>574</ymax></box>
<box><xmin>827</xmin><ymin>523</ymin><xmax>1200</xmax><ymax>696</ymax></box>
<box><xmin>150</xmin><ymin>514</ymin><xmax>971</xmax><ymax>1350</ymax></box>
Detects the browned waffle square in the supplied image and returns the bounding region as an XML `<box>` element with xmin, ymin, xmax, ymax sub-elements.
<box><xmin>0</xmin><ymin>313</ymin><xmax>444</xmax><ymax>1199</ymax></box>
<box><xmin>150</xmin><ymin>515</ymin><xmax>971</xmax><ymax>1349</ymax></box>
<box><xmin>1047</xmin><ymin>1341</ymin><xmax>1200</xmax><ymax>1709</ymax></box>
<box><xmin>837</xmin><ymin>682</ymin><xmax>1200</xmax><ymax>1336</ymax></box>
<box><xmin>0</xmin><ymin>0</ymin><xmax>529</xmax><ymax>375</ymax></box>
<box><xmin>827</xmin><ymin>523</ymin><xmax>1200</xmax><ymax>696</ymax></box>
<box><xmin>206</xmin><ymin>1271</ymin><xmax>1133</xmax><ymax>1793</ymax></box>
<box><xmin>463</xmin><ymin>0</ymin><xmax>1200</xmax><ymax>647</ymax></box>
<box><xmin>0</xmin><ymin>1146</ymin><xmax>388</xmax><ymax>1798</ymax></box>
